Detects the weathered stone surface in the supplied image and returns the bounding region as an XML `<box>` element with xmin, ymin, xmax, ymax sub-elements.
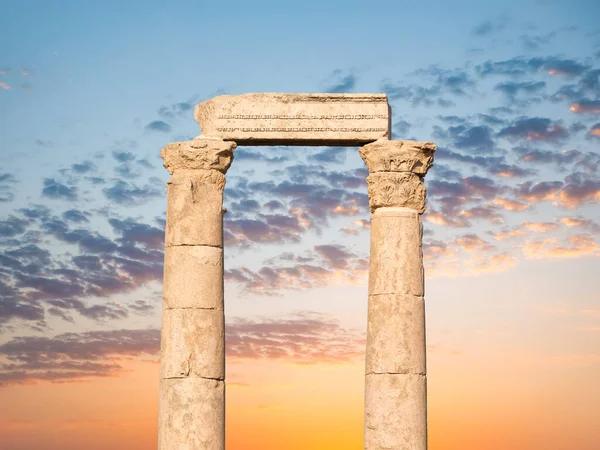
<box><xmin>163</xmin><ymin>246</ymin><xmax>223</xmax><ymax>309</ymax></box>
<box><xmin>165</xmin><ymin>171</ymin><xmax>224</xmax><ymax>247</ymax></box>
<box><xmin>366</xmin><ymin>172</ymin><xmax>427</xmax><ymax>213</ymax></box>
<box><xmin>364</xmin><ymin>373</ymin><xmax>427</xmax><ymax>450</ymax></box>
<box><xmin>159</xmin><ymin>378</ymin><xmax>225</xmax><ymax>450</ymax></box>
<box><xmin>161</xmin><ymin>137</ymin><xmax>236</xmax><ymax>174</ymax></box>
<box><xmin>366</xmin><ymin>294</ymin><xmax>426</xmax><ymax>375</ymax></box>
<box><xmin>195</xmin><ymin>93</ymin><xmax>391</xmax><ymax>145</ymax></box>
<box><xmin>369</xmin><ymin>208</ymin><xmax>424</xmax><ymax>297</ymax></box>
<box><xmin>161</xmin><ymin>308</ymin><xmax>224</xmax><ymax>380</ymax></box>
<box><xmin>359</xmin><ymin>139</ymin><xmax>436</xmax><ymax>175</ymax></box>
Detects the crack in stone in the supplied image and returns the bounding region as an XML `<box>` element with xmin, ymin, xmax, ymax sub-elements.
<box><xmin>366</xmin><ymin>372</ymin><xmax>427</xmax><ymax>377</ymax></box>
<box><xmin>369</xmin><ymin>292</ymin><xmax>424</xmax><ymax>299</ymax></box>
<box><xmin>162</xmin><ymin>375</ymin><xmax>224</xmax><ymax>382</ymax></box>
<box><xmin>166</xmin><ymin>243</ymin><xmax>223</xmax><ymax>249</ymax></box>
<box><xmin>163</xmin><ymin>306</ymin><xmax>220</xmax><ymax>311</ymax></box>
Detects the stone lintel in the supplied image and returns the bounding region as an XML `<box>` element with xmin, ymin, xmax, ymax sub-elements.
<box><xmin>195</xmin><ymin>93</ymin><xmax>391</xmax><ymax>146</ymax></box>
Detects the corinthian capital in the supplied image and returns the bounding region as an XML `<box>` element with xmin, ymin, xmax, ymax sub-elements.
<box><xmin>161</xmin><ymin>137</ymin><xmax>236</xmax><ymax>175</ymax></box>
<box><xmin>359</xmin><ymin>139</ymin><xmax>436</xmax><ymax>175</ymax></box>
<box><xmin>360</xmin><ymin>139</ymin><xmax>436</xmax><ymax>213</ymax></box>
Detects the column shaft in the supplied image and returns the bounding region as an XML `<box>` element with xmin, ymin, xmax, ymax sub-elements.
<box><xmin>365</xmin><ymin>208</ymin><xmax>426</xmax><ymax>450</ymax></box>
<box><xmin>158</xmin><ymin>139</ymin><xmax>235</xmax><ymax>450</ymax></box>
<box><xmin>360</xmin><ymin>139</ymin><xmax>435</xmax><ymax>450</ymax></box>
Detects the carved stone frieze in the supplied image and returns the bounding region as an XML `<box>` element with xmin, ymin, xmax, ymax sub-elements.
<box><xmin>359</xmin><ymin>139</ymin><xmax>436</xmax><ymax>175</ymax></box>
<box><xmin>161</xmin><ymin>137</ymin><xmax>236</xmax><ymax>174</ymax></box>
<box><xmin>366</xmin><ymin>172</ymin><xmax>427</xmax><ymax>213</ymax></box>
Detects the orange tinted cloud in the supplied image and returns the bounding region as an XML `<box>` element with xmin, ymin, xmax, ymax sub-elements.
<box><xmin>492</xmin><ymin>197</ymin><xmax>531</xmax><ymax>211</ymax></box>
<box><xmin>522</xmin><ymin>221</ymin><xmax>558</xmax><ymax>233</ymax></box>
<box><xmin>492</xmin><ymin>227</ymin><xmax>527</xmax><ymax>240</ymax></box>
<box><xmin>226</xmin><ymin>311</ymin><xmax>365</xmax><ymax>365</ymax></box>
<box><xmin>522</xmin><ymin>234</ymin><xmax>600</xmax><ymax>259</ymax></box>
<box><xmin>559</xmin><ymin>217</ymin><xmax>600</xmax><ymax>233</ymax></box>
<box><xmin>453</xmin><ymin>234</ymin><xmax>496</xmax><ymax>252</ymax></box>
<box><xmin>569</xmin><ymin>101</ymin><xmax>600</xmax><ymax>114</ymax></box>
<box><xmin>424</xmin><ymin>210</ymin><xmax>470</xmax><ymax>227</ymax></box>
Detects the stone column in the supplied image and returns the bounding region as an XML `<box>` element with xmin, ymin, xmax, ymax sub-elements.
<box><xmin>359</xmin><ymin>139</ymin><xmax>436</xmax><ymax>450</ymax></box>
<box><xmin>158</xmin><ymin>136</ymin><xmax>236</xmax><ymax>450</ymax></box>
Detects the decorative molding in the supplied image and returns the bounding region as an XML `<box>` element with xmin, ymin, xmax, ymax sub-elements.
<box><xmin>161</xmin><ymin>137</ymin><xmax>236</xmax><ymax>174</ymax></box>
<box><xmin>359</xmin><ymin>139</ymin><xmax>436</xmax><ymax>175</ymax></box>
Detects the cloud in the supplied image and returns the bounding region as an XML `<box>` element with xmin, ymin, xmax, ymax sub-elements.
<box><xmin>433</xmin><ymin>124</ymin><xmax>496</xmax><ymax>153</ymax></box>
<box><xmin>158</xmin><ymin>100</ymin><xmax>195</xmax><ymax>119</ymax></box>
<box><xmin>0</xmin><ymin>211</ymin><xmax>166</xmax><ymax>329</ymax></box>
<box><xmin>340</xmin><ymin>219</ymin><xmax>370</xmax><ymax>235</ymax></box>
<box><xmin>41</xmin><ymin>178</ymin><xmax>78</xmax><ymax>201</ymax></box>
<box><xmin>512</xmin><ymin>180</ymin><xmax>562</xmax><ymax>203</ymax></box>
<box><xmin>233</xmin><ymin>149</ymin><xmax>290</xmax><ymax>163</ymax></box>
<box><xmin>429</xmin><ymin>176</ymin><xmax>501</xmax><ymax>201</ymax></box>
<box><xmin>383</xmin><ymin>67</ymin><xmax>475</xmax><ymax>107</ymax></box>
<box><xmin>62</xmin><ymin>209</ymin><xmax>89</xmax><ymax>223</ymax></box>
<box><xmin>103</xmin><ymin>179</ymin><xmax>162</xmax><ymax>205</ymax></box>
<box><xmin>308</xmin><ymin>147</ymin><xmax>349</xmax><ymax>164</ymax></box>
<box><xmin>324</xmin><ymin>70</ymin><xmax>357</xmax><ymax>93</ymax></box>
<box><xmin>494</xmin><ymin>80</ymin><xmax>546</xmax><ymax>98</ymax></box>
<box><xmin>226</xmin><ymin>311</ymin><xmax>365</xmax><ymax>364</ymax></box>
<box><xmin>423</xmin><ymin>209</ymin><xmax>470</xmax><ymax>228</ymax></box>
<box><xmin>109</xmin><ymin>217</ymin><xmax>164</xmax><ymax>249</ymax></box>
<box><xmin>112</xmin><ymin>151</ymin><xmax>135</xmax><ymax>163</ymax></box>
<box><xmin>423</xmin><ymin>235</ymin><xmax>517</xmax><ymax>277</ymax></box>
<box><xmin>0</xmin><ymin>173</ymin><xmax>17</xmax><ymax>202</ymax></box>
<box><xmin>569</xmin><ymin>100</ymin><xmax>600</xmax><ymax>114</ymax></box>
<box><xmin>452</xmin><ymin>234</ymin><xmax>496</xmax><ymax>253</ymax></box>
<box><xmin>459</xmin><ymin>205</ymin><xmax>504</xmax><ymax>224</ymax></box>
<box><xmin>35</xmin><ymin>139</ymin><xmax>53</xmax><ymax>147</ymax></box>
<box><xmin>471</xmin><ymin>19</ymin><xmax>507</xmax><ymax>37</ymax></box>
<box><xmin>477</xmin><ymin>56</ymin><xmax>588</xmax><ymax>78</ymax></box>
<box><xmin>516</xmin><ymin>147</ymin><xmax>600</xmax><ymax>173</ymax></box>
<box><xmin>521</xmin><ymin>234</ymin><xmax>599</xmax><ymax>259</ymax></box>
<box><xmin>145</xmin><ymin>120</ymin><xmax>171</xmax><ymax>132</ymax></box>
<box><xmin>559</xmin><ymin>217</ymin><xmax>600</xmax><ymax>233</ymax></box>
<box><xmin>544</xmin><ymin>58</ymin><xmax>589</xmax><ymax>77</ymax></box>
<box><xmin>71</xmin><ymin>161</ymin><xmax>96</xmax><ymax>174</ymax></box>
<box><xmin>225</xmin><ymin>213</ymin><xmax>307</xmax><ymax>247</ymax></box>
<box><xmin>0</xmin><ymin>82</ymin><xmax>11</xmax><ymax>90</ymax></box>
<box><xmin>435</xmin><ymin>147</ymin><xmax>533</xmax><ymax>178</ymax></box>
<box><xmin>497</xmin><ymin>117</ymin><xmax>568</xmax><ymax>142</ymax></box>
<box><xmin>555</xmin><ymin>173</ymin><xmax>600</xmax><ymax>208</ymax></box>
<box><xmin>522</xmin><ymin>221</ymin><xmax>558</xmax><ymax>233</ymax></box>
<box><xmin>0</xmin><ymin>329</ymin><xmax>160</xmax><ymax>386</ymax></box>
<box><xmin>225</xmin><ymin>245</ymin><xmax>367</xmax><ymax>294</ymax></box>
<box><xmin>590</xmin><ymin>123</ymin><xmax>600</xmax><ymax>138</ymax></box>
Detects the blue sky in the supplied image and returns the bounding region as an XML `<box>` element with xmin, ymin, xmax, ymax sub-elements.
<box><xmin>1</xmin><ymin>1</ymin><xmax>599</xmax><ymax>449</ymax></box>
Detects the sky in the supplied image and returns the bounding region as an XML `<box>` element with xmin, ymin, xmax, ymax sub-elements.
<box><xmin>0</xmin><ymin>0</ymin><xmax>599</xmax><ymax>449</ymax></box>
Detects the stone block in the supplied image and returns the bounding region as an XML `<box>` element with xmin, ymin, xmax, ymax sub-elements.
<box><xmin>369</xmin><ymin>208</ymin><xmax>424</xmax><ymax>297</ymax></box>
<box><xmin>364</xmin><ymin>373</ymin><xmax>427</xmax><ymax>450</ymax></box>
<box><xmin>159</xmin><ymin>378</ymin><xmax>225</xmax><ymax>450</ymax></box>
<box><xmin>195</xmin><ymin>93</ymin><xmax>390</xmax><ymax>145</ymax></box>
<box><xmin>163</xmin><ymin>246</ymin><xmax>223</xmax><ymax>310</ymax></box>
<box><xmin>160</xmin><ymin>308</ymin><xmax>225</xmax><ymax>380</ymax></box>
<box><xmin>165</xmin><ymin>171</ymin><xmax>224</xmax><ymax>247</ymax></box>
<box><xmin>366</xmin><ymin>294</ymin><xmax>426</xmax><ymax>375</ymax></box>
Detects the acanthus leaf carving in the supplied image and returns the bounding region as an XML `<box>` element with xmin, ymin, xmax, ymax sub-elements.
<box><xmin>366</xmin><ymin>172</ymin><xmax>427</xmax><ymax>213</ymax></box>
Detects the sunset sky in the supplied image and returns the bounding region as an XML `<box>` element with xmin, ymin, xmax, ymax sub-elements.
<box><xmin>1</xmin><ymin>0</ymin><xmax>599</xmax><ymax>449</ymax></box>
